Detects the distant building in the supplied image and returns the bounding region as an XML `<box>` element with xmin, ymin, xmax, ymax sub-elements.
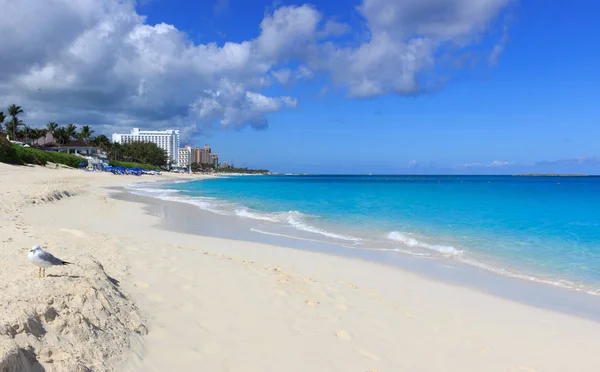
<box><xmin>39</xmin><ymin>140</ymin><xmax>97</xmax><ymax>156</ymax></box>
<box><xmin>211</xmin><ymin>153</ymin><xmax>219</xmax><ymax>168</ymax></box>
<box><xmin>192</xmin><ymin>147</ymin><xmax>201</xmax><ymax>164</ymax></box>
<box><xmin>112</xmin><ymin>128</ymin><xmax>180</xmax><ymax>165</ymax></box>
<box><xmin>200</xmin><ymin>144</ymin><xmax>212</xmax><ymax>164</ymax></box>
<box><xmin>178</xmin><ymin>145</ymin><xmax>191</xmax><ymax>168</ymax></box>
<box><xmin>32</xmin><ymin>132</ymin><xmax>55</xmax><ymax>147</ymax></box>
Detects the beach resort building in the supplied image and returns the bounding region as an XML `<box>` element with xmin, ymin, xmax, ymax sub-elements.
<box><xmin>178</xmin><ymin>145</ymin><xmax>192</xmax><ymax>168</ymax></box>
<box><xmin>200</xmin><ymin>144</ymin><xmax>212</xmax><ymax>164</ymax></box>
<box><xmin>211</xmin><ymin>153</ymin><xmax>219</xmax><ymax>168</ymax></box>
<box><xmin>112</xmin><ymin>128</ymin><xmax>180</xmax><ymax>165</ymax></box>
<box><xmin>192</xmin><ymin>147</ymin><xmax>201</xmax><ymax>164</ymax></box>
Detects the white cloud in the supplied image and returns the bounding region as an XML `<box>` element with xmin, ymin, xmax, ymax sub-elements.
<box><xmin>308</xmin><ymin>0</ymin><xmax>509</xmax><ymax>98</ymax></box>
<box><xmin>489</xmin><ymin>20</ymin><xmax>510</xmax><ymax>66</ymax></box>
<box><xmin>272</xmin><ymin>69</ymin><xmax>292</xmax><ymax>84</ymax></box>
<box><xmin>456</xmin><ymin>160</ymin><xmax>514</xmax><ymax>168</ymax></box>
<box><xmin>408</xmin><ymin>160</ymin><xmax>417</xmax><ymax>168</ymax></box>
<box><xmin>256</xmin><ymin>5</ymin><xmax>321</xmax><ymax>61</ymax></box>
<box><xmin>319</xmin><ymin>20</ymin><xmax>351</xmax><ymax>37</ymax></box>
<box><xmin>0</xmin><ymin>0</ymin><xmax>510</xmax><ymax>139</ymax></box>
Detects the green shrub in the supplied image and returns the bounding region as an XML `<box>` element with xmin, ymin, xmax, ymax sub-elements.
<box><xmin>109</xmin><ymin>160</ymin><xmax>160</xmax><ymax>171</ymax></box>
<box><xmin>47</xmin><ymin>151</ymin><xmax>87</xmax><ymax>168</ymax></box>
<box><xmin>0</xmin><ymin>144</ymin><xmax>88</xmax><ymax>168</ymax></box>
<box><xmin>0</xmin><ymin>137</ymin><xmax>23</xmax><ymax>165</ymax></box>
<box><xmin>13</xmin><ymin>146</ymin><xmax>50</xmax><ymax>166</ymax></box>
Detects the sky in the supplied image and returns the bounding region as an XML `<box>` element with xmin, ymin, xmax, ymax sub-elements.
<box><xmin>1</xmin><ymin>0</ymin><xmax>599</xmax><ymax>174</ymax></box>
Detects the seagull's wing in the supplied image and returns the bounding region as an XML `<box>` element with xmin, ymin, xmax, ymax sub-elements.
<box><xmin>38</xmin><ymin>250</ymin><xmax>71</xmax><ymax>265</ymax></box>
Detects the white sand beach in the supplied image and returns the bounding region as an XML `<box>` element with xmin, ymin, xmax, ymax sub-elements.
<box><xmin>1</xmin><ymin>163</ymin><xmax>600</xmax><ymax>371</ymax></box>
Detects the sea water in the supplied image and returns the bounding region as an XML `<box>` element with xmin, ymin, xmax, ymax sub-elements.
<box><xmin>128</xmin><ymin>175</ymin><xmax>600</xmax><ymax>293</ymax></box>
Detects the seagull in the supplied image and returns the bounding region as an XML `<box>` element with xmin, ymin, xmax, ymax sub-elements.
<box><xmin>28</xmin><ymin>245</ymin><xmax>72</xmax><ymax>278</ymax></box>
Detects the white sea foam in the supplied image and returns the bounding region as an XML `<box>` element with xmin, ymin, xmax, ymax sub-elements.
<box><xmin>124</xmin><ymin>184</ymin><xmax>600</xmax><ymax>296</ymax></box>
<box><xmin>386</xmin><ymin>231</ymin><xmax>463</xmax><ymax>256</ymax></box>
<box><xmin>129</xmin><ymin>187</ymin><xmax>180</xmax><ymax>194</ymax></box>
<box><xmin>234</xmin><ymin>208</ymin><xmax>279</xmax><ymax>222</ymax></box>
<box><xmin>286</xmin><ymin>215</ymin><xmax>362</xmax><ymax>242</ymax></box>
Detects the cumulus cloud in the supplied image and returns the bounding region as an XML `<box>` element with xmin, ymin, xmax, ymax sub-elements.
<box><xmin>408</xmin><ymin>160</ymin><xmax>418</xmax><ymax>168</ymax></box>
<box><xmin>0</xmin><ymin>0</ymin><xmax>510</xmax><ymax>139</ymax></box>
<box><xmin>310</xmin><ymin>0</ymin><xmax>510</xmax><ymax>98</ymax></box>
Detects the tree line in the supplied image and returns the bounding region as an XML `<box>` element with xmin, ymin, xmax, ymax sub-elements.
<box><xmin>191</xmin><ymin>161</ymin><xmax>269</xmax><ymax>174</ymax></box>
<box><xmin>0</xmin><ymin>104</ymin><xmax>168</xmax><ymax>168</ymax></box>
<box><xmin>0</xmin><ymin>104</ymin><xmax>96</xmax><ymax>144</ymax></box>
<box><xmin>1</xmin><ymin>104</ymin><xmax>263</xmax><ymax>171</ymax></box>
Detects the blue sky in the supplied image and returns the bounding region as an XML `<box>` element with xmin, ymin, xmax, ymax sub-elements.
<box><xmin>141</xmin><ymin>0</ymin><xmax>600</xmax><ymax>174</ymax></box>
<box><xmin>3</xmin><ymin>0</ymin><xmax>599</xmax><ymax>174</ymax></box>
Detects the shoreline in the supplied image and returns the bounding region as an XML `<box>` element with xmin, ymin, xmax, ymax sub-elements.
<box><xmin>3</xmin><ymin>164</ymin><xmax>600</xmax><ymax>371</ymax></box>
<box><xmin>113</xmin><ymin>188</ymin><xmax>600</xmax><ymax>322</ymax></box>
<box><xmin>126</xmin><ymin>177</ymin><xmax>600</xmax><ymax>302</ymax></box>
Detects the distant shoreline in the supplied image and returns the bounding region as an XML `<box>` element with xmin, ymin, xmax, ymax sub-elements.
<box><xmin>513</xmin><ymin>174</ymin><xmax>589</xmax><ymax>177</ymax></box>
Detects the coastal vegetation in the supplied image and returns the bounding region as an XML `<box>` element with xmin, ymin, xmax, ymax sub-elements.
<box><xmin>216</xmin><ymin>166</ymin><xmax>269</xmax><ymax>174</ymax></box>
<box><xmin>109</xmin><ymin>160</ymin><xmax>161</xmax><ymax>171</ymax></box>
<box><xmin>106</xmin><ymin>142</ymin><xmax>168</xmax><ymax>168</ymax></box>
<box><xmin>0</xmin><ymin>136</ymin><xmax>87</xmax><ymax>168</ymax></box>
<box><xmin>0</xmin><ymin>104</ymin><xmax>164</xmax><ymax>169</ymax></box>
<box><xmin>191</xmin><ymin>161</ymin><xmax>269</xmax><ymax>174</ymax></box>
<box><xmin>513</xmin><ymin>174</ymin><xmax>589</xmax><ymax>177</ymax></box>
<box><xmin>1</xmin><ymin>103</ymin><xmax>265</xmax><ymax>171</ymax></box>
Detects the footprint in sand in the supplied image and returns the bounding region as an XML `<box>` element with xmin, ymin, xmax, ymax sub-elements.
<box><xmin>338</xmin><ymin>281</ymin><xmax>358</xmax><ymax>290</ymax></box>
<box><xmin>305</xmin><ymin>299</ymin><xmax>320</xmax><ymax>307</ymax></box>
<box><xmin>335</xmin><ymin>330</ymin><xmax>353</xmax><ymax>340</ymax></box>
<box><xmin>313</xmin><ymin>290</ymin><xmax>326</xmax><ymax>297</ymax></box>
<box><xmin>478</xmin><ymin>346</ymin><xmax>491</xmax><ymax>354</ymax></box>
<box><xmin>359</xmin><ymin>350</ymin><xmax>381</xmax><ymax>362</ymax></box>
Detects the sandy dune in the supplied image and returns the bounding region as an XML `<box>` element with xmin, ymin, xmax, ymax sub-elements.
<box><xmin>1</xmin><ymin>163</ymin><xmax>600</xmax><ymax>371</ymax></box>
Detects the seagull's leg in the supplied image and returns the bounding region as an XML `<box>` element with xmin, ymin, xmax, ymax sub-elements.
<box><xmin>42</xmin><ymin>268</ymin><xmax>46</xmax><ymax>278</ymax></box>
<box><xmin>38</xmin><ymin>267</ymin><xmax>41</xmax><ymax>278</ymax></box>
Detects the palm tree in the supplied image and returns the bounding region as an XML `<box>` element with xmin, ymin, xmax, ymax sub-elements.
<box><xmin>78</xmin><ymin>125</ymin><xmax>94</xmax><ymax>142</ymax></box>
<box><xmin>0</xmin><ymin>112</ymin><xmax>5</xmax><ymax>130</ymax></box>
<box><xmin>91</xmin><ymin>134</ymin><xmax>111</xmax><ymax>151</ymax></box>
<box><xmin>46</xmin><ymin>122</ymin><xmax>58</xmax><ymax>136</ymax></box>
<box><xmin>53</xmin><ymin>127</ymin><xmax>70</xmax><ymax>145</ymax></box>
<box><xmin>22</xmin><ymin>125</ymin><xmax>32</xmax><ymax>142</ymax></box>
<box><xmin>66</xmin><ymin>123</ymin><xmax>77</xmax><ymax>141</ymax></box>
<box><xmin>30</xmin><ymin>128</ymin><xmax>42</xmax><ymax>141</ymax></box>
<box><xmin>7</xmin><ymin>104</ymin><xmax>24</xmax><ymax>140</ymax></box>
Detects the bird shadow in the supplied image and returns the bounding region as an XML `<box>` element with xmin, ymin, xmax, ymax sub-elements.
<box><xmin>107</xmin><ymin>275</ymin><xmax>120</xmax><ymax>286</ymax></box>
<box><xmin>45</xmin><ymin>274</ymin><xmax>82</xmax><ymax>279</ymax></box>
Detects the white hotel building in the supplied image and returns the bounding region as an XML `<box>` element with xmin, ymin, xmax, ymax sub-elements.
<box><xmin>112</xmin><ymin>128</ymin><xmax>180</xmax><ymax>165</ymax></box>
<box><xmin>178</xmin><ymin>145</ymin><xmax>192</xmax><ymax>169</ymax></box>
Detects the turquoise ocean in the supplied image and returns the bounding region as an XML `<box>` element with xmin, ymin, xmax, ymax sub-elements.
<box><xmin>129</xmin><ymin>175</ymin><xmax>600</xmax><ymax>294</ymax></box>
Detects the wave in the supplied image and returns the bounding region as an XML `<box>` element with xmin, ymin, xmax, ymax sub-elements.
<box><xmin>127</xmin><ymin>184</ymin><xmax>361</xmax><ymax>243</ymax></box>
<box><xmin>124</xmin><ymin>183</ymin><xmax>600</xmax><ymax>296</ymax></box>
<box><xmin>286</xmin><ymin>215</ymin><xmax>362</xmax><ymax>242</ymax></box>
<box><xmin>234</xmin><ymin>208</ymin><xmax>280</xmax><ymax>222</ymax></box>
<box><xmin>386</xmin><ymin>231</ymin><xmax>462</xmax><ymax>256</ymax></box>
<box><xmin>236</xmin><ymin>209</ymin><xmax>362</xmax><ymax>242</ymax></box>
<box><xmin>128</xmin><ymin>187</ymin><xmax>180</xmax><ymax>194</ymax></box>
